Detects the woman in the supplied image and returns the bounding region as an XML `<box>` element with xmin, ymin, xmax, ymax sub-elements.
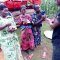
<box><xmin>0</xmin><ymin>4</ymin><xmax>24</xmax><ymax>60</ymax></box>
<box><xmin>31</xmin><ymin>4</ymin><xmax>46</xmax><ymax>47</ymax></box>
<box><xmin>18</xmin><ymin>5</ymin><xmax>34</xmax><ymax>52</ymax></box>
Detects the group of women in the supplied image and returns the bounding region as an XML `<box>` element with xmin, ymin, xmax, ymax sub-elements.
<box><xmin>0</xmin><ymin>3</ymin><xmax>46</xmax><ymax>60</ymax></box>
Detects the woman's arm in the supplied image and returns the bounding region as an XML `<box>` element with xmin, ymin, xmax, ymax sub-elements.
<box><xmin>46</xmin><ymin>18</ymin><xmax>60</xmax><ymax>29</ymax></box>
<box><xmin>8</xmin><ymin>28</ymin><xmax>16</xmax><ymax>33</ymax></box>
<box><xmin>0</xmin><ymin>23</ymin><xmax>11</xmax><ymax>30</ymax></box>
<box><xmin>16</xmin><ymin>19</ymin><xmax>23</xmax><ymax>27</ymax></box>
<box><xmin>34</xmin><ymin>14</ymin><xmax>46</xmax><ymax>25</ymax></box>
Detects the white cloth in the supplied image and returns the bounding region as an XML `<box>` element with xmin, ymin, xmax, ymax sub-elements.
<box><xmin>44</xmin><ymin>30</ymin><xmax>53</xmax><ymax>39</ymax></box>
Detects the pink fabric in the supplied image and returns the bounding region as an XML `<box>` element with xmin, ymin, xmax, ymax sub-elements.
<box><xmin>20</xmin><ymin>14</ymin><xmax>34</xmax><ymax>50</ymax></box>
<box><xmin>21</xmin><ymin>29</ymin><xmax>34</xmax><ymax>50</ymax></box>
<box><xmin>20</xmin><ymin>14</ymin><xmax>32</xmax><ymax>22</ymax></box>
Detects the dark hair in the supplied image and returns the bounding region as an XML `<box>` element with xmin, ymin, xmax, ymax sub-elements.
<box><xmin>33</xmin><ymin>4</ymin><xmax>40</xmax><ymax>10</ymax></box>
<box><xmin>0</xmin><ymin>4</ymin><xmax>7</xmax><ymax>11</ymax></box>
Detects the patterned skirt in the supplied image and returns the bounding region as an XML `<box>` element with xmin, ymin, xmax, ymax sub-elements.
<box><xmin>20</xmin><ymin>28</ymin><xmax>34</xmax><ymax>50</ymax></box>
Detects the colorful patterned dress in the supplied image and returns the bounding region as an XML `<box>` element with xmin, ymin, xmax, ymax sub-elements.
<box><xmin>0</xmin><ymin>16</ymin><xmax>24</xmax><ymax>60</ymax></box>
<box><xmin>31</xmin><ymin>11</ymin><xmax>45</xmax><ymax>47</ymax></box>
<box><xmin>19</xmin><ymin>14</ymin><xmax>34</xmax><ymax>50</ymax></box>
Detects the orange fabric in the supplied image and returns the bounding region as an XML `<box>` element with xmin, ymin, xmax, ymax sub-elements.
<box><xmin>33</xmin><ymin>0</ymin><xmax>42</xmax><ymax>5</ymax></box>
<box><xmin>28</xmin><ymin>0</ymin><xmax>42</xmax><ymax>5</ymax></box>
<box><xmin>28</xmin><ymin>0</ymin><xmax>33</xmax><ymax>3</ymax></box>
<box><xmin>4</xmin><ymin>0</ymin><xmax>42</xmax><ymax>10</ymax></box>
<box><xmin>13</xmin><ymin>2</ymin><xmax>21</xmax><ymax>8</ymax></box>
<box><xmin>5</xmin><ymin>1</ymin><xmax>14</xmax><ymax>9</ymax></box>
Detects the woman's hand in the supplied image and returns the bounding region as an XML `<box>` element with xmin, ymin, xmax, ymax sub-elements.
<box><xmin>32</xmin><ymin>21</ymin><xmax>34</xmax><ymax>24</ymax></box>
<box><xmin>6</xmin><ymin>23</ymin><xmax>11</xmax><ymax>27</ymax></box>
<box><xmin>8</xmin><ymin>28</ymin><xmax>16</xmax><ymax>33</ymax></box>
<box><xmin>8</xmin><ymin>26</ymin><xmax>17</xmax><ymax>33</ymax></box>
<box><xmin>22</xmin><ymin>20</ymin><xmax>27</xmax><ymax>24</ymax></box>
<box><xmin>0</xmin><ymin>23</ymin><xmax>11</xmax><ymax>30</ymax></box>
<box><xmin>42</xmin><ymin>14</ymin><xmax>46</xmax><ymax>21</ymax></box>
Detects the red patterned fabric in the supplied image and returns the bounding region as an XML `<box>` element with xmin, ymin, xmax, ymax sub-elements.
<box><xmin>4</xmin><ymin>1</ymin><xmax>27</xmax><ymax>10</ymax></box>
<box><xmin>4</xmin><ymin>0</ymin><xmax>42</xmax><ymax>10</ymax></box>
<box><xmin>28</xmin><ymin>0</ymin><xmax>42</xmax><ymax>5</ymax></box>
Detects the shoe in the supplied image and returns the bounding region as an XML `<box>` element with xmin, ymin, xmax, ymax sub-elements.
<box><xmin>42</xmin><ymin>51</ymin><xmax>47</xmax><ymax>59</ymax></box>
<box><xmin>28</xmin><ymin>53</ymin><xmax>34</xmax><ymax>60</ymax></box>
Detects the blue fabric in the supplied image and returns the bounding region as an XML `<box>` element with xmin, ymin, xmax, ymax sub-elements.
<box><xmin>20</xmin><ymin>25</ymin><xmax>32</xmax><ymax>30</ymax></box>
<box><xmin>32</xmin><ymin>28</ymin><xmax>41</xmax><ymax>47</ymax></box>
<box><xmin>7</xmin><ymin>12</ymin><xmax>11</xmax><ymax>16</ymax></box>
<box><xmin>31</xmin><ymin>11</ymin><xmax>45</xmax><ymax>26</ymax></box>
<box><xmin>31</xmin><ymin>11</ymin><xmax>45</xmax><ymax>47</ymax></box>
<box><xmin>52</xmin><ymin>10</ymin><xmax>60</xmax><ymax>45</ymax></box>
<box><xmin>52</xmin><ymin>45</ymin><xmax>60</xmax><ymax>60</ymax></box>
<box><xmin>57</xmin><ymin>10</ymin><xmax>60</xmax><ymax>22</ymax></box>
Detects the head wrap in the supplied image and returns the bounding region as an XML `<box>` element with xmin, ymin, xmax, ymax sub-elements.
<box><xmin>0</xmin><ymin>3</ymin><xmax>7</xmax><ymax>10</ymax></box>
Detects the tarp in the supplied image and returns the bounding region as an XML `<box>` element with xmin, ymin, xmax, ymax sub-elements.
<box><xmin>4</xmin><ymin>0</ymin><xmax>27</xmax><ymax>9</ymax></box>
<box><xmin>4</xmin><ymin>0</ymin><xmax>42</xmax><ymax>10</ymax></box>
<box><xmin>29</xmin><ymin>0</ymin><xmax>42</xmax><ymax>5</ymax></box>
<box><xmin>3</xmin><ymin>0</ymin><xmax>42</xmax><ymax>5</ymax></box>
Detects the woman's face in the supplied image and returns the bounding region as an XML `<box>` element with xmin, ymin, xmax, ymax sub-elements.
<box><xmin>35</xmin><ymin>7</ymin><xmax>40</xmax><ymax>11</ymax></box>
<box><xmin>2</xmin><ymin>12</ymin><xmax>7</xmax><ymax>17</ymax></box>
<box><xmin>35</xmin><ymin>8</ymin><xmax>40</xmax><ymax>14</ymax></box>
<box><xmin>3</xmin><ymin>8</ymin><xmax>9</xmax><ymax>13</ymax></box>
<box><xmin>0</xmin><ymin>8</ymin><xmax>8</xmax><ymax>17</ymax></box>
<box><xmin>2</xmin><ymin>8</ymin><xmax>8</xmax><ymax>17</ymax></box>
<box><xmin>21</xmin><ymin>8</ymin><xmax>26</xmax><ymax>14</ymax></box>
<box><xmin>34</xmin><ymin>5</ymin><xmax>40</xmax><ymax>14</ymax></box>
